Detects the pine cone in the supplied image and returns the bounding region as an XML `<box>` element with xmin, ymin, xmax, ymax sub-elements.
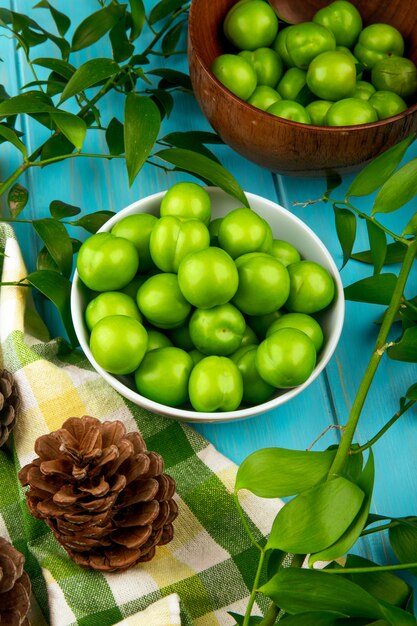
<box><xmin>18</xmin><ymin>416</ymin><xmax>178</xmax><ymax>573</ymax></box>
<box><xmin>0</xmin><ymin>370</ymin><xmax>21</xmax><ymax>447</ymax></box>
<box><xmin>0</xmin><ymin>537</ymin><xmax>31</xmax><ymax>625</ymax></box>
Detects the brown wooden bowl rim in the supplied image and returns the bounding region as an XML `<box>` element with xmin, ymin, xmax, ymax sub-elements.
<box><xmin>188</xmin><ymin>1</ymin><xmax>417</xmax><ymax>133</ymax></box>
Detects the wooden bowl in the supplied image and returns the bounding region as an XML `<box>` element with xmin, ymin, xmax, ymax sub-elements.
<box><xmin>188</xmin><ymin>0</ymin><xmax>417</xmax><ymax>177</ymax></box>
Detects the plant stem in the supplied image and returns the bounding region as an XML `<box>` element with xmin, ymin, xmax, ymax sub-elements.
<box><xmin>0</xmin><ymin>163</ymin><xmax>29</xmax><ymax>198</ymax></box>
<box><xmin>324</xmin><ymin>562</ymin><xmax>417</xmax><ymax>574</ymax></box>
<box><xmin>361</xmin><ymin>516</ymin><xmax>417</xmax><ymax>536</ymax></box>
<box><xmin>330</xmin><ymin>198</ymin><xmax>409</xmax><ymax>245</ymax></box>
<box><xmin>243</xmin><ymin>548</ymin><xmax>265</xmax><ymax>626</ymax></box>
<box><xmin>233</xmin><ymin>492</ymin><xmax>262</xmax><ymax>551</ymax></box>
<box><xmin>328</xmin><ymin>237</ymin><xmax>417</xmax><ymax>478</ymax></box>
<box><xmin>351</xmin><ymin>399</ymin><xmax>415</xmax><ymax>454</ymax></box>
<box><xmin>258</xmin><ymin>554</ymin><xmax>305</xmax><ymax>626</ymax></box>
<box><xmin>30</xmin><ymin>153</ymin><xmax>124</xmax><ymax>167</ymax></box>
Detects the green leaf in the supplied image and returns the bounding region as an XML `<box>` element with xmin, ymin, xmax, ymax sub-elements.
<box><xmin>41</xmin><ymin>133</ymin><xmax>75</xmax><ymax>162</ymax></box>
<box><xmin>105</xmin><ymin>117</ymin><xmax>125</xmax><ymax>156</ymax></box>
<box><xmin>0</xmin><ymin>123</ymin><xmax>27</xmax><ymax>157</ymax></box>
<box><xmin>259</xmin><ymin>569</ymin><xmax>384</xmax><ymax>619</ymax></box>
<box><xmin>149</xmin><ymin>89</ymin><xmax>174</xmax><ymax>119</ymax></box>
<box><xmin>26</xmin><ymin>270</ymin><xmax>78</xmax><ymax>347</ymax></box>
<box><xmin>161</xmin><ymin>129</ymin><xmax>221</xmax><ymax>162</ymax></box>
<box><xmin>366</xmin><ymin>221</ymin><xmax>387</xmax><ymax>275</ymax></box>
<box><xmin>235</xmin><ymin>447</ymin><xmax>337</xmax><ymax>497</ymax></box>
<box><xmin>344</xmin><ymin>274</ymin><xmax>397</xmax><ymax>305</ymax></box>
<box><xmin>32</xmin><ymin>218</ymin><xmax>73</xmax><ymax>278</ymax></box>
<box><xmin>227</xmin><ymin>614</ymin><xmax>263</xmax><ymax>626</ymax></box>
<box><xmin>266</xmin><ymin>477</ymin><xmax>364</xmax><ymax>553</ymax></box>
<box><xmin>149</xmin><ymin>68</ymin><xmax>192</xmax><ymax>91</ymax></box>
<box><xmin>33</xmin><ymin>57</ymin><xmax>75</xmax><ymax>80</ymax></box>
<box><xmin>351</xmin><ymin>241</ymin><xmax>408</xmax><ymax>266</ymax></box>
<box><xmin>272</xmin><ymin>612</ymin><xmax>347</xmax><ymax>625</ymax></box>
<box><xmin>20</xmin><ymin>28</ymin><xmax>47</xmax><ymax>48</ymax></box>
<box><xmin>60</xmin><ymin>58</ymin><xmax>120</xmax><ymax>103</ymax></box>
<box><xmin>37</xmin><ymin>246</ymin><xmax>58</xmax><ymax>272</ymax></box>
<box><xmin>373</xmin><ymin>157</ymin><xmax>417</xmax><ymax>215</ymax></box>
<box><xmin>163</xmin><ymin>131</ymin><xmax>223</xmax><ymax>145</ymax></box>
<box><xmin>50</xmin><ymin>111</ymin><xmax>86</xmax><ymax>151</ymax></box>
<box><xmin>390</xmin><ymin>524</ymin><xmax>417</xmax><ymax>569</ymax></box>
<box><xmin>110</xmin><ymin>18</ymin><xmax>134</xmax><ymax>63</ymax></box>
<box><xmin>347</xmin><ymin>135</ymin><xmax>415</xmax><ymax>198</ymax></box>
<box><xmin>70</xmin><ymin>211</ymin><xmax>115</xmax><ymax>233</ymax></box>
<box><xmin>34</xmin><ymin>1</ymin><xmax>70</xmax><ymax>36</ymax></box>
<box><xmin>124</xmin><ymin>94</ymin><xmax>161</xmax><ymax>186</ymax></box>
<box><xmin>156</xmin><ymin>148</ymin><xmax>249</xmax><ymax>207</ymax></box>
<box><xmin>267</xmin><ymin>549</ymin><xmax>288</xmax><ymax>579</ymax></box>
<box><xmin>8</xmin><ymin>184</ymin><xmax>28</xmax><ymax>218</ymax></box>
<box><xmin>343</xmin><ymin>554</ymin><xmax>411</xmax><ymax>608</ymax></box>
<box><xmin>149</xmin><ymin>0</ymin><xmax>187</xmax><ymax>24</ymax></box>
<box><xmin>129</xmin><ymin>0</ymin><xmax>145</xmax><ymax>41</ymax></box>
<box><xmin>403</xmin><ymin>212</ymin><xmax>417</xmax><ymax>236</ymax></box>
<box><xmin>325</xmin><ymin>172</ymin><xmax>342</xmax><ymax>199</ymax></box>
<box><xmin>71</xmin><ymin>4</ymin><xmax>125</xmax><ymax>51</ymax></box>
<box><xmin>406</xmin><ymin>383</ymin><xmax>417</xmax><ymax>400</ymax></box>
<box><xmin>310</xmin><ymin>451</ymin><xmax>375</xmax><ymax>565</ymax></box>
<box><xmin>49</xmin><ymin>200</ymin><xmax>81</xmax><ymax>220</ymax></box>
<box><xmin>334</xmin><ymin>207</ymin><xmax>356</xmax><ymax>269</ymax></box>
<box><xmin>388</xmin><ymin>327</ymin><xmax>417</xmax><ymax>363</ymax></box>
<box><xmin>162</xmin><ymin>21</ymin><xmax>184</xmax><ymax>55</ymax></box>
<box><xmin>0</xmin><ymin>91</ymin><xmax>54</xmax><ymax>116</ymax></box>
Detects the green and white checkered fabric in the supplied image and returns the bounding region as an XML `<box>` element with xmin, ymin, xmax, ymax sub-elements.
<box><xmin>0</xmin><ymin>224</ymin><xmax>283</xmax><ymax>626</ymax></box>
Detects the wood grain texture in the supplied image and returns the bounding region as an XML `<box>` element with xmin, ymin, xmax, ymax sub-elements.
<box><xmin>2</xmin><ymin>0</ymin><xmax>417</xmax><ymax>577</ymax></box>
<box><xmin>188</xmin><ymin>0</ymin><xmax>417</xmax><ymax>176</ymax></box>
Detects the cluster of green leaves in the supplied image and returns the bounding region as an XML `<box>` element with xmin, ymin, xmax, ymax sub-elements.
<box><xmin>232</xmin><ymin>139</ymin><xmax>417</xmax><ymax>626</ymax></box>
<box><xmin>0</xmin><ymin>0</ymin><xmax>248</xmax><ymax>338</ymax></box>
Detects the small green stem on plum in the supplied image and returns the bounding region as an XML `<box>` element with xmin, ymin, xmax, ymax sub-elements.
<box><xmin>328</xmin><ymin>237</ymin><xmax>417</xmax><ymax>479</ymax></box>
<box><xmin>351</xmin><ymin>399</ymin><xmax>415</xmax><ymax>454</ymax></box>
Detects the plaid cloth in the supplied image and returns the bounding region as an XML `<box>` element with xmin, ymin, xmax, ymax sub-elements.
<box><xmin>0</xmin><ymin>223</ymin><xmax>283</xmax><ymax>626</ymax></box>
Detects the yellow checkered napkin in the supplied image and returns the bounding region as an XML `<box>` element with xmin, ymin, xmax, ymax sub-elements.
<box><xmin>0</xmin><ymin>224</ymin><xmax>283</xmax><ymax>625</ymax></box>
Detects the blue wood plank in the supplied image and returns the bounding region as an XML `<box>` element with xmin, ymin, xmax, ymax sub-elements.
<box><xmin>6</xmin><ymin>0</ymin><xmax>417</xmax><ymax>576</ymax></box>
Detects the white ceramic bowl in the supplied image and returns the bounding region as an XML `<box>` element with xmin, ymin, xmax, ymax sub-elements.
<box><xmin>71</xmin><ymin>187</ymin><xmax>344</xmax><ymax>423</ymax></box>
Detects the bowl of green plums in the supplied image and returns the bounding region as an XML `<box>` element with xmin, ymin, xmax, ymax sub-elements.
<box><xmin>71</xmin><ymin>183</ymin><xmax>344</xmax><ymax>423</ymax></box>
<box><xmin>188</xmin><ymin>0</ymin><xmax>417</xmax><ymax>176</ymax></box>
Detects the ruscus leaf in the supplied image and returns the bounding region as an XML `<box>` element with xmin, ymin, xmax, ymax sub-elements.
<box><xmin>124</xmin><ymin>94</ymin><xmax>161</xmax><ymax>186</ymax></box>
<box><xmin>334</xmin><ymin>207</ymin><xmax>356</xmax><ymax>269</ymax></box>
<box><xmin>8</xmin><ymin>184</ymin><xmax>28</xmax><ymax>218</ymax></box>
<box><xmin>0</xmin><ymin>123</ymin><xmax>27</xmax><ymax>157</ymax></box>
<box><xmin>60</xmin><ymin>58</ymin><xmax>120</xmax><ymax>103</ymax></box>
<box><xmin>128</xmin><ymin>0</ymin><xmax>145</xmax><ymax>41</ymax></box>
<box><xmin>309</xmin><ymin>451</ymin><xmax>375</xmax><ymax>565</ymax></box>
<box><xmin>26</xmin><ymin>270</ymin><xmax>78</xmax><ymax>347</ymax></box>
<box><xmin>403</xmin><ymin>212</ymin><xmax>417</xmax><ymax>236</ymax></box>
<box><xmin>388</xmin><ymin>327</ymin><xmax>417</xmax><ymax>363</ymax></box>
<box><xmin>70</xmin><ymin>211</ymin><xmax>115</xmax><ymax>233</ymax></box>
<box><xmin>406</xmin><ymin>383</ymin><xmax>417</xmax><ymax>400</ymax></box>
<box><xmin>266</xmin><ymin>477</ymin><xmax>364</xmax><ymax>553</ymax></box>
<box><xmin>50</xmin><ymin>111</ymin><xmax>86</xmax><ymax>151</ymax></box>
<box><xmin>373</xmin><ymin>157</ymin><xmax>417</xmax><ymax>215</ymax></box>
<box><xmin>347</xmin><ymin>135</ymin><xmax>415</xmax><ymax>198</ymax></box>
<box><xmin>148</xmin><ymin>68</ymin><xmax>192</xmax><ymax>91</ymax></box>
<box><xmin>271</xmin><ymin>612</ymin><xmax>346</xmax><ymax>625</ymax></box>
<box><xmin>156</xmin><ymin>148</ymin><xmax>249</xmax><ymax>207</ymax></box>
<box><xmin>0</xmin><ymin>91</ymin><xmax>54</xmax><ymax>116</ymax></box>
<box><xmin>149</xmin><ymin>89</ymin><xmax>174</xmax><ymax>119</ymax></box>
<box><xmin>105</xmin><ymin>117</ymin><xmax>125</xmax><ymax>156</ymax></box>
<box><xmin>162</xmin><ymin>21</ymin><xmax>184</xmax><ymax>55</ymax></box>
<box><xmin>34</xmin><ymin>1</ymin><xmax>70</xmax><ymax>36</ymax></box>
<box><xmin>390</xmin><ymin>524</ymin><xmax>417</xmax><ymax>571</ymax></box>
<box><xmin>227</xmin><ymin>613</ymin><xmax>263</xmax><ymax>626</ymax></box>
<box><xmin>366</xmin><ymin>221</ymin><xmax>387</xmax><ymax>275</ymax></box>
<box><xmin>259</xmin><ymin>569</ymin><xmax>384</xmax><ymax>620</ymax></box>
<box><xmin>344</xmin><ymin>274</ymin><xmax>397</xmax><ymax>305</ymax></box>
<box><xmin>32</xmin><ymin>218</ymin><xmax>73</xmax><ymax>278</ymax></box>
<box><xmin>110</xmin><ymin>19</ymin><xmax>134</xmax><ymax>63</ymax></box>
<box><xmin>351</xmin><ymin>241</ymin><xmax>408</xmax><ymax>266</ymax></box>
<box><xmin>235</xmin><ymin>447</ymin><xmax>337</xmax><ymax>497</ymax></box>
<box><xmin>33</xmin><ymin>57</ymin><xmax>75</xmax><ymax>80</ymax></box>
<box><xmin>71</xmin><ymin>4</ymin><xmax>125</xmax><ymax>51</ymax></box>
<box><xmin>149</xmin><ymin>0</ymin><xmax>187</xmax><ymax>25</ymax></box>
<box><xmin>49</xmin><ymin>200</ymin><xmax>81</xmax><ymax>220</ymax></box>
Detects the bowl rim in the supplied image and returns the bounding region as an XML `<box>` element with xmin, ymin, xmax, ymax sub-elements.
<box><xmin>187</xmin><ymin>0</ymin><xmax>417</xmax><ymax>133</ymax></box>
<box><xmin>71</xmin><ymin>188</ymin><xmax>345</xmax><ymax>423</ymax></box>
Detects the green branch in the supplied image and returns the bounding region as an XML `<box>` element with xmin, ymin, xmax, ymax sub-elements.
<box><xmin>351</xmin><ymin>399</ymin><xmax>415</xmax><ymax>454</ymax></box>
<box><xmin>328</xmin><ymin>237</ymin><xmax>417</xmax><ymax>478</ymax></box>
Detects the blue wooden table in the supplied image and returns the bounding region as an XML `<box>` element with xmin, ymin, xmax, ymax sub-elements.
<box><xmin>2</xmin><ymin>0</ymin><xmax>417</xmax><ymax>575</ymax></box>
